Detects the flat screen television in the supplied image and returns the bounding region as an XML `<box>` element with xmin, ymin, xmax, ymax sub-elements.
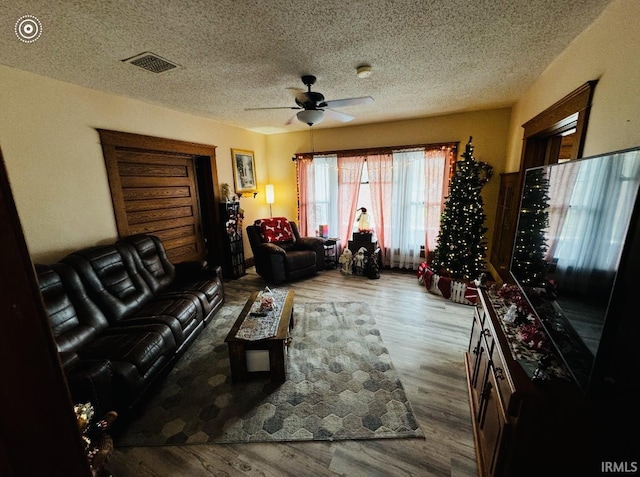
<box><xmin>510</xmin><ymin>146</ymin><xmax>640</xmax><ymax>396</ymax></box>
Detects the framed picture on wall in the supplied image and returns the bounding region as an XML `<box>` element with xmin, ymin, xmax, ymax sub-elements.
<box><xmin>231</xmin><ymin>148</ymin><xmax>257</xmax><ymax>194</ymax></box>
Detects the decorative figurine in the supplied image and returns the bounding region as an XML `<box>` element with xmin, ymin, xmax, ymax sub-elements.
<box><xmin>220</xmin><ymin>182</ymin><xmax>231</xmax><ymax>202</ymax></box>
<box><xmin>338</xmin><ymin>248</ymin><xmax>353</xmax><ymax>275</ymax></box>
<box><xmin>356</xmin><ymin>207</ymin><xmax>371</xmax><ymax>232</ymax></box>
<box><xmin>353</xmin><ymin>247</ymin><xmax>367</xmax><ymax>275</ymax></box>
<box><xmin>503</xmin><ymin>303</ymin><xmax>518</xmax><ymax>323</ymax></box>
<box><xmin>367</xmin><ymin>251</ymin><xmax>380</xmax><ymax>279</ymax></box>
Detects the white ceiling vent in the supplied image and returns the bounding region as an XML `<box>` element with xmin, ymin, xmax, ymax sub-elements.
<box><xmin>122</xmin><ymin>52</ymin><xmax>180</xmax><ymax>74</ymax></box>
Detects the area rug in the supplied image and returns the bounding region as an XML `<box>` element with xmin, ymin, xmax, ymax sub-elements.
<box><xmin>115</xmin><ymin>301</ymin><xmax>423</xmax><ymax>446</ymax></box>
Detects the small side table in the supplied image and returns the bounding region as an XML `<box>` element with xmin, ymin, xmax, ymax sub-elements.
<box><xmin>323</xmin><ymin>238</ymin><xmax>339</xmax><ymax>268</ymax></box>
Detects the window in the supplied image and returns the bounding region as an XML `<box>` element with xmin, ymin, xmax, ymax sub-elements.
<box><xmin>296</xmin><ymin>143</ymin><xmax>456</xmax><ymax>269</ymax></box>
<box><xmin>353</xmin><ymin>162</ymin><xmax>376</xmax><ymax>235</ymax></box>
<box><xmin>313</xmin><ymin>155</ymin><xmax>338</xmax><ymax>238</ymax></box>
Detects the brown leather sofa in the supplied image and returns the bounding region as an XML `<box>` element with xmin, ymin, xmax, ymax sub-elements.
<box><xmin>35</xmin><ymin>234</ymin><xmax>224</xmax><ymax>416</ymax></box>
<box><xmin>246</xmin><ymin>217</ymin><xmax>325</xmax><ymax>284</ymax></box>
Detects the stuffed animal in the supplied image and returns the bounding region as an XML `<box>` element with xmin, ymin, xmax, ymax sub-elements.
<box><xmin>353</xmin><ymin>247</ymin><xmax>367</xmax><ymax>275</ymax></box>
<box><xmin>338</xmin><ymin>248</ymin><xmax>353</xmax><ymax>275</ymax></box>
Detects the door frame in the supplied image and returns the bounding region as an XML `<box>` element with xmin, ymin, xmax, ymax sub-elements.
<box><xmin>97</xmin><ymin>129</ymin><xmax>224</xmax><ymax>266</ymax></box>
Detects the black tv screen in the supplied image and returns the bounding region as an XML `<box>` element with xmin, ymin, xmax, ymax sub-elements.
<box><xmin>510</xmin><ymin>147</ymin><xmax>640</xmax><ymax>393</ymax></box>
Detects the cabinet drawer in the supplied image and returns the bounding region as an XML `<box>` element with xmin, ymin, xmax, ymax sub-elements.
<box><xmin>490</xmin><ymin>346</ymin><xmax>515</xmax><ymax>415</ymax></box>
<box><xmin>480</xmin><ymin>369</ymin><xmax>510</xmax><ymax>476</ymax></box>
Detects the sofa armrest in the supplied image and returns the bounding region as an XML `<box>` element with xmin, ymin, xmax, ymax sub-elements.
<box><xmin>58</xmin><ymin>351</ymin><xmax>80</xmax><ymax>369</ymax></box>
<box><xmin>295</xmin><ymin>237</ymin><xmax>325</xmax><ymax>270</ymax></box>
<box><xmin>256</xmin><ymin>242</ymin><xmax>286</xmax><ymax>256</ymax></box>
<box><xmin>174</xmin><ymin>260</ymin><xmax>207</xmax><ymax>275</ymax></box>
<box><xmin>66</xmin><ymin>359</ymin><xmax>115</xmax><ymax>417</ymax></box>
<box><xmin>175</xmin><ymin>261</ymin><xmax>222</xmax><ymax>283</ymax></box>
<box><xmin>295</xmin><ymin>236</ymin><xmax>325</xmax><ymax>250</ymax></box>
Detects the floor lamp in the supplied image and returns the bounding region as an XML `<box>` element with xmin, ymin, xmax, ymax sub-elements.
<box><xmin>265</xmin><ymin>184</ymin><xmax>275</xmax><ymax>218</ymax></box>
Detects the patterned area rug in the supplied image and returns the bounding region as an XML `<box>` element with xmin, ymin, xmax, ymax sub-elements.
<box><xmin>116</xmin><ymin>301</ymin><xmax>423</xmax><ymax>446</ymax></box>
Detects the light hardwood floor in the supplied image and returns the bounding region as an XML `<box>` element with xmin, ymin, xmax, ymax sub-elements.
<box><xmin>109</xmin><ymin>267</ymin><xmax>479</xmax><ymax>477</ymax></box>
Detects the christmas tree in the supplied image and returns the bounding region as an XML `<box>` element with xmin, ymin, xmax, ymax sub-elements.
<box><xmin>511</xmin><ymin>168</ymin><xmax>550</xmax><ymax>286</ymax></box>
<box><xmin>430</xmin><ymin>137</ymin><xmax>493</xmax><ymax>280</ymax></box>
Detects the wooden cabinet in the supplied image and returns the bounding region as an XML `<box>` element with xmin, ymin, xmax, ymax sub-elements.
<box><xmin>220</xmin><ymin>202</ymin><xmax>245</xmax><ymax>279</ymax></box>
<box><xmin>465</xmin><ymin>288</ymin><xmax>590</xmax><ymax>477</ymax></box>
<box><xmin>490</xmin><ymin>172</ymin><xmax>520</xmax><ymax>282</ymax></box>
<box><xmin>466</xmin><ymin>295</ymin><xmax>516</xmax><ymax>477</ymax></box>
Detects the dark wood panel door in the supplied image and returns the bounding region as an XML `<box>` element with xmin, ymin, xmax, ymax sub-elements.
<box><xmin>107</xmin><ymin>150</ymin><xmax>205</xmax><ymax>263</ymax></box>
<box><xmin>490</xmin><ymin>172</ymin><xmax>519</xmax><ymax>282</ymax></box>
<box><xmin>98</xmin><ymin>129</ymin><xmax>224</xmax><ymax>267</ymax></box>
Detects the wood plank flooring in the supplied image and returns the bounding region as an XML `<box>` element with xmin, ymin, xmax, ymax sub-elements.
<box><xmin>109</xmin><ymin>267</ymin><xmax>479</xmax><ymax>477</ymax></box>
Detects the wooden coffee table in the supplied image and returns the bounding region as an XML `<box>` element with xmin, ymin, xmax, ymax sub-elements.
<box><xmin>224</xmin><ymin>290</ymin><xmax>294</xmax><ymax>383</ymax></box>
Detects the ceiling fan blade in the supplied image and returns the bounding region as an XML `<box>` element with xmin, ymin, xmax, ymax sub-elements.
<box><xmin>320</xmin><ymin>96</ymin><xmax>374</xmax><ymax>109</ymax></box>
<box><xmin>324</xmin><ymin>108</ymin><xmax>354</xmax><ymax>123</ymax></box>
<box><xmin>244</xmin><ymin>106</ymin><xmax>301</xmax><ymax>111</ymax></box>
<box><xmin>285</xmin><ymin>113</ymin><xmax>298</xmax><ymax>125</ymax></box>
<box><xmin>295</xmin><ymin>90</ymin><xmax>309</xmax><ymax>103</ymax></box>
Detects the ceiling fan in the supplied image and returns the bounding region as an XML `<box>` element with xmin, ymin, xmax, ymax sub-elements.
<box><xmin>245</xmin><ymin>75</ymin><xmax>374</xmax><ymax>126</ymax></box>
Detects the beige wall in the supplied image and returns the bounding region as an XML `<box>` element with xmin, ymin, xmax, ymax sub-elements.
<box><xmin>267</xmin><ymin>108</ymin><xmax>512</xmax><ymax>257</ymax></box>
<box><xmin>0</xmin><ymin>65</ymin><xmax>268</xmax><ymax>263</ymax></box>
<box><xmin>505</xmin><ymin>0</ymin><xmax>640</xmax><ymax>172</ymax></box>
<box><xmin>0</xmin><ymin>64</ymin><xmax>511</xmax><ymax>264</ymax></box>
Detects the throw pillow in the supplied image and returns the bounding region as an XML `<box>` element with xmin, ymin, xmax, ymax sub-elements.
<box><xmin>255</xmin><ymin>217</ymin><xmax>295</xmax><ymax>244</ymax></box>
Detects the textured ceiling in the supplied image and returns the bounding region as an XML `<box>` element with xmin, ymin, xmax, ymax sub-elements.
<box><xmin>1</xmin><ymin>0</ymin><xmax>612</xmax><ymax>134</ymax></box>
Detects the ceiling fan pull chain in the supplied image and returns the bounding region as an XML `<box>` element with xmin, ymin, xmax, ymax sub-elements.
<box><xmin>310</xmin><ymin>126</ymin><xmax>315</xmax><ymax>154</ymax></box>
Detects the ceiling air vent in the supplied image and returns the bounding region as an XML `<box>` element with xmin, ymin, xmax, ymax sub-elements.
<box><xmin>122</xmin><ymin>52</ymin><xmax>180</xmax><ymax>74</ymax></box>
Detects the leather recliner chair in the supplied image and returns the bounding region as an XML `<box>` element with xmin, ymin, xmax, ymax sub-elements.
<box><xmin>246</xmin><ymin>217</ymin><xmax>325</xmax><ymax>284</ymax></box>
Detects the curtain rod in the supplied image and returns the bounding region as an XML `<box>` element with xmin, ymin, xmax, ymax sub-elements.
<box><xmin>292</xmin><ymin>141</ymin><xmax>459</xmax><ymax>161</ymax></box>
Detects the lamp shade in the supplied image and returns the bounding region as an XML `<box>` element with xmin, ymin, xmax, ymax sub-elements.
<box><xmin>297</xmin><ymin>109</ymin><xmax>324</xmax><ymax>126</ymax></box>
<box><xmin>265</xmin><ymin>184</ymin><xmax>275</xmax><ymax>204</ymax></box>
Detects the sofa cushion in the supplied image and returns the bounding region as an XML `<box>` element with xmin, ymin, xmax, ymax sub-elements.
<box><xmin>81</xmin><ymin>331</ymin><xmax>166</xmax><ymax>375</ymax></box>
<box><xmin>130</xmin><ymin>296</ymin><xmax>202</xmax><ymax>345</ymax></box>
<box><xmin>116</xmin><ymin>235</ymin><xmax>175</xmax><ymax>294</ymax></box>
<box><xmin>36</xmin><ymin>264</ymin><xmax>105</xmax><ymax>354</ymax></box>
<box><xmin>118</xmin><ymin>234</ymin><xmax>224</xmax><ymax>324</ymax></box>
<box><xmin>255</xmin><ymin>217</ymin><xmax>295</xmax><ymax>244</ymax></box>
<box><xmin>62</xmin><ymin>245</ymin><xmax>153</xmax><ymax>323</ymax></box>
<box><xmin>284</xmin><ymin>249</ymin><xmax>317</xmax><ymax>271</ymax></box>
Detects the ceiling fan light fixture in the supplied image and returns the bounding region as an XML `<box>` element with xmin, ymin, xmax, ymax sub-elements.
<box><xmin>297</xmin><ymin>109</ymin><xmax>324</xmax><ymax>126</ymax></box>
<box><xmin>356</xmin><ymin>64</ymin><xmax>372</xmax><ymax>79</ymax></box>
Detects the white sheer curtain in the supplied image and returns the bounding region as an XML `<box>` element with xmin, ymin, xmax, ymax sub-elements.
<box><xmin>387</xmin><ymin>150</ymin><xmax>426</xmax><ymax>269</ymax></box>
<box><xmin>424</xmin><ymin>148</ymin><xmax>450</xmax><ymax>261</ymax></box>
<box><xmin>312</xmin><ymin>155</ymin><xmax>339</xmax><ymax>238</ymax></box>
<box><xmin>385</xmin><ymin>148</ymin><xmax>448</xmax><ymax>269</ymax></box>
<box><xmin>552</xmin><ymin>152</ymin><xmax>640</xmax><ymax>292</ymax></box>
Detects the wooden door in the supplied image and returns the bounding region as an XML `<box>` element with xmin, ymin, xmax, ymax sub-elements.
<box><xmin>99</xmin><ymin>129</ymin><xmax>222</xmax><ymax>265</ymax></box>
<box><xmin>108</xmin><ymin>149</ymin><xmax>204</xmax><ymax>263</ymax></box>
<box><xmin>490</xmin><ymin>172</ymin><xmax>520</xmax><ymax>282</ymax></box>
